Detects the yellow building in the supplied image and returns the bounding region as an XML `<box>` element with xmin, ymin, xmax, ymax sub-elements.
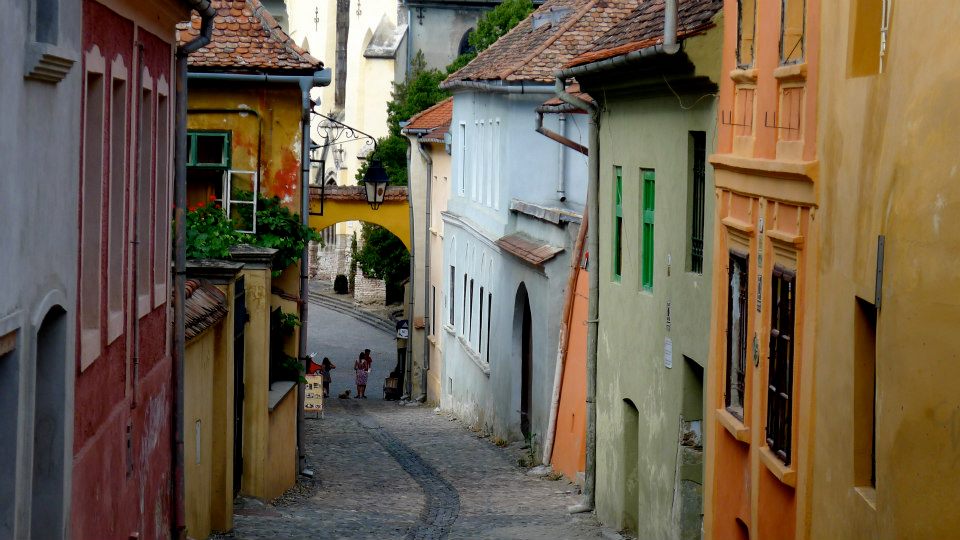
<box><xmin>179</xmin><ymin>0</ymin><xmax>329</xmax><ymax>507</ymax></box>
<box><xmin>811</xmin><ymin>1</ymin><xmax>960</xmax><ymax>538</ymax></box>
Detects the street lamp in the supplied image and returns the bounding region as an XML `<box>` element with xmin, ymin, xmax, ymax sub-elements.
<box><xmin>362</xmin><ymin>158</ymin><xmax>389</xmax><ymax>210</ymax></box>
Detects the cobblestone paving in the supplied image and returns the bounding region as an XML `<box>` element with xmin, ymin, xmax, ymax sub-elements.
<box><xmin>213</xmin><ymin>300</ymin><xmax>604</xmax><ymax>539</ymax></box>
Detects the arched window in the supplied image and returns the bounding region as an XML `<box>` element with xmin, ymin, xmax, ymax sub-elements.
<box><xmin>457</xmin><ymin>28</ymin><xmax>475</xmax><ymax>57</ymax></box>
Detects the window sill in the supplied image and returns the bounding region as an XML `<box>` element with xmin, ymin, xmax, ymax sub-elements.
<box><xmin>721</xmin><ymin>216</ymin><xmax>755</xmax><ymax>234</ymax></box>
<box><xmin>853</xmin><ymin>486</ymin><xmax>877</xmax><ymax>511</ymax></box>
<box><xmin>457</xmin><ymin>334</ymin><xmax>490</xmax><ymax>376</ymax></box>
<box><xmin>759</xmin><ymin>445</ymin><xmax>797</xmax><ymax>487</ymax></box>
<box><xmin>729</xmin><ymin>67</ymin><xmax>758</xmax><ymax>85</ymax></box>
<box><xmin>711</xmin><ymin>153</ymin><xmax>819</xmax><ymax>183</ymax></box>
<box><xmin>268</xmin><ymin>380</ymin><xmax>297</xmax><ymax>412</ymax></box>
<box><xmin>767</xmin><ymin>229</ymin><xmax>804</xmax><ymax>246</ymax></box>
<box><xmin>716</xmin><ymin>407</ymin><xmax>750</xmax><ymax>444</ymax></box>
<box><xmin>24</xmin><ymin>42</ymin><xmax>77</xmax><ymax>84</ymax></box>
<box><xmin>773</xmin><ymin>62</ymin><xmax>807</xmax><ymax>82</ymax></box>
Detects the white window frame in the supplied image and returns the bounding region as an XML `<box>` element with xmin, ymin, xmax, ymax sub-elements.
<box><xmin>136</xmin><ymin>66</ymin><xmax>154</xmax><ymax>318</ymax></box>
<box><xmin>107</xmin><ymin>54</ymin><xmax>128</xmax><ymax>344</ymax></box>
<box><xmin>153</xmin><ymin>77</ymin><xmax>171</xmax><ymax>308</ymax></box>
<box><xmin>80</xmin><ymin>46</ymin><xmax>105</xmax><ymax>369</ymax></box>
<box><xmin>225</xmin><ymin>170</ymin><xmax>259</xmax><ymax>234</ymax></box>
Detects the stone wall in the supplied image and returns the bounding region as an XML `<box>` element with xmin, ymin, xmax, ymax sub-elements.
<box><xmin>353</xmin><ymin>272</ymin><xmax>386</xmax><ymax>306</ymax></box>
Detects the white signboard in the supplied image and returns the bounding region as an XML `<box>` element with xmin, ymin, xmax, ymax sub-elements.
<box><xmin>664</xmin><ymin>337</ymin><xmax>673</xmax><ymax>369</ymax></box>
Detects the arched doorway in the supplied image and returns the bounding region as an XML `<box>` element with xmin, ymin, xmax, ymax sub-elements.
<box><xmin>514</xmin><ymin>283</ymin><xmax>532</xmax><ymax>439</ymax></box>
<box><xmin>32</xmin><ymin>306</ymin><xmax>67</xmax><ymax>538</ymax></box>
<box><xmin>622</xmin><ymin>398</ymin><xmax>640</xmax><ymax>534</ymax></box>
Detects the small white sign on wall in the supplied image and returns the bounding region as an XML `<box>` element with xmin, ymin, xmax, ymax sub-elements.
<box><xmin>664</xmin><ymin>337</ymin><xmax>673</xmax><ymax>369</ymax></box>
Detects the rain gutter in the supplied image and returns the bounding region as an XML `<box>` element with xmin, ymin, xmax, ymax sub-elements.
<box><xmin>173</xmin><ymin>3</ymin><xmax>215</xmax><ymax>538</ymax></box>
<box><xmin>439</xmin><ymin>79</ymin><xmax>556</xmax><ymax>95</ymax></box>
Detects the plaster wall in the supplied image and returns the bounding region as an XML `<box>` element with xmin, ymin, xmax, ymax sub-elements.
<box><xmin>0</xmin><ymin>1</ymin><xmax>81</xmax><ymax>537</ymax></box>
<box><xmin>440</xmin><ymin>90</ymin><xmax>586</xmax><ymax>443</ymax></box>
<box><xmin>185</xmin><ymin>328</ymin><xmax>216</xmax><ymax>539</ymax></box>
<box><xmin>187</xmin><ymin>84</ymin><xmax>305</xmax><ymax>209</ymax></box>
<box><xmin>591</xmin><ymin>92</ymin><xmax>716</xmax><ymax>539</ymax></box>
<box><xmin>810</xmin><ymin>2</ymin><xmax>960</xmax><ymax>538</ymax></box>
<box><xmin>405</xmin><ymin>5</ymin><xmax>485</xmax><ymax>70</ymax></box>
<box><xmin>406</xmin><ymin>138</ymin><xmax>451</xmax><ymax>402</ymax></box>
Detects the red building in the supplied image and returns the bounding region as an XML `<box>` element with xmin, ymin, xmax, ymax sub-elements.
<box><xmin>73</xmin><ymin>1</ymin><xmax>206</xmax><ymax>537</ymax></box>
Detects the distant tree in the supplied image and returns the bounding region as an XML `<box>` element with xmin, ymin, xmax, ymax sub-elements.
<box><xmin>355</xmin><ymin>222</ymin><xmax>409</xmax><ymax>304</ymax></box>
<box><xmin>445</xmin><ymin>0</ymin><xmax>534</xmax><ymax>74</ymax></box>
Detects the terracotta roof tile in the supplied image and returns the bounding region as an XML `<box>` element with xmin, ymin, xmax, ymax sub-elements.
<box><xmin>566</xmin><ymin>0</ymin><xmax>722</xmax><ymax>68</ymax></box>
<box><xmin>538</xmin><ymin>82</ymin><xmax>594</xmax><ymax>112</ymax></box>
<box><xmin>496</xmin><ymin>232</ymin><xmax>564</xmax><ymax>267</ymax></box>
<box><xmin>404</xmin><ymin>97</ymin><xmax>453</xmax><ymax>131</ymax></box>
<box><xmin>178</xmin><ymin>0</ymin><xmax>322</xmax><ymax>73</ymax></box>
<box><xmin>442</xmin><ymin>0</ymin><xmax>640</xmax><ymax>88</ymax></box>
<box><xmin>184</xmin><ymin>280</ymin><xmax>228</xmax><ymax>341</ymax></box>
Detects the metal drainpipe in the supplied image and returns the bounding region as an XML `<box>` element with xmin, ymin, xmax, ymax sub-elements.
<box><xmin>557</xmin><ymin>113</ymin><xmax>567</xmax><ymax>201</ymax></box>
<box><xmin>664</xmin><ymin>0</ymin><xmax>680</xmax><ymax>54</ymax></box>
<box><xmin>552</xmin><ymin>77</ymin><xmax>599</xmax><ymax>514</ymax></box>
<box><xmin>185</xmin><ymin>69</ymin><xmax>331</xmax><ymax>476</ymax></box>
<box><xmin>417</xmin><ymin>140</ymin><xmax>433</xmax><ymax>402</ymax></box>
<box><xmin>173</xmin><ymin>3</ymin><xmax>214</xmax><ymax>538</ymax></box>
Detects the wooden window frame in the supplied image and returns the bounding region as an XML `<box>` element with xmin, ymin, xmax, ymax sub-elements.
<box><xmin>779</xmin><ymin>0</ymin><xmax>807</xmax><ymax>65</ymax></box>
<box><xmin>725</xmin><ymin>250</ymin><xmax>749</xmax><ymax>420</ymax></box>
<box><xmin>641</xmin><ymin>169</ymin><xmax>655</xmax><ymax>291</ymax></box>
<box><xmin>613</xmin><ymin>166</ymin><xmax>623</xmax><ymax>282</ymax></box>
<box><xmin>766</xmin><ymin>265</ymin><xmax>796</xmax><ymax>464</ymax></box>
<box><xmin>736</xmin><ymin>0</ymin><xmax>757</xmax><ymax>68</ymax></box>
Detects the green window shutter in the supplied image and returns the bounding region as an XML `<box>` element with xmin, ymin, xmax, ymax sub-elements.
<box><xmin>613</xmin><ymin>166</ymin><xmax>623</xmax><ymax>282</ymax></box>
<box><xmin>641</xmin><ymin>169</ymin><xmax>655</xmax><ymax>290</ymax></box>
<box><xmin>186</xmin><ymin>131</ymin><xmax>231</xmax><ymax>168</ymax></box>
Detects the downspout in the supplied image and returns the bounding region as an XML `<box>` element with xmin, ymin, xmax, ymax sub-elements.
<box><xmin>535</xmin><ymin>111</ymin><xmax>588</xmax><ymax>156</ymax></box>
<box><xmin>173</xmin><ymin>3</ymin><xmax>214</xmax><ymax>538</ymax></box>
<box><xmin>417</xmin><ymin>140</ymin><xmax>433</xmax><ymax>402</ymax></box>
<box><xmin>405</xmin><ymin>143</ymin><xmax>419</xmax><ymax>401</ymax></box>
<box><xmin>552</xmin><ymin>77</ymin><xmax>599</xmax><ymax>515</ymax></box>
<box><xmin>664</xmin><ymin>0</ymin><xmax>680</xmax><ymax>54</ymax></box>
<box><xmin>557</xmin><ymin>113</ymin><xmax>567</xmax><ymax>201</ymax></box>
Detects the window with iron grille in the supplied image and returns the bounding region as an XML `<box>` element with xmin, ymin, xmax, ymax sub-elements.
<box><xmin>613</xmin><ymin>166</ymin><xmax>623</xmax><ymax>282</ymax></box>
<box><xmin>725</xmin><ymin>250</ymin><xmax>749</xmax><ymax>420</ymax></box>
<box><xmin>689</xmin><ymin>132</ymin><xmax>706</xmax><ymax>274</ymax></box>
<box><xmin>766</xmin><ymin>265</ymin><xmax>796</xmax><ymax>464</ymax></box>
<box><xmin>641</xmin><ymin>169</ymin><xmax>655</xmax><ymax>291</ymax></box>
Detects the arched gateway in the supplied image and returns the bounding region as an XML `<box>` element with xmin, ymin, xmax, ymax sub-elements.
<box><xmin>308</xmin><ymin>185</ymin><xmax>411</xmax><ymax>250</ymax></box>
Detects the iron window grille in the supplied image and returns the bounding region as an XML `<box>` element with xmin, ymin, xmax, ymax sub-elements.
<box><xmin>725</xmin><ymin>250</ymin><xmax>749</xmax><ymax>420</ymax></box>
<box><xmin>766</xmin><ymin>265</ymin><xmax>796</xmax><ymax>464</ymax></box>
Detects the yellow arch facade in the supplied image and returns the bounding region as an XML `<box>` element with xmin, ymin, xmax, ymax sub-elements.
<box><xmin>307</xmin><ymin>186</ymin><xmax>411</xmax><ymax>250</ymax></box>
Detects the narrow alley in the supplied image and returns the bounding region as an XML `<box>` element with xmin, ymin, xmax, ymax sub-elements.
<box><xmin>216</xmin><ymin>300</ymin><xmax>603</xmax><ymax>540</ymax></box>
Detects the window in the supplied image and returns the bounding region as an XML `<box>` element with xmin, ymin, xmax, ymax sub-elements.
<box><xmin>641</xmin><ymin>169</ymin><xmax>655</xmax><ymax>291</ymax></box>
<box><xmin>431</xmin><ymin>286</ymin><xmax>436</xmax><ymax>336</ymax></box>
<box><xmin>486</xmin><ymin>293</ymin><xmax>492</xmax><ymax>363</ymax></box>
<box><xmin>35</xmin><ymin>0</ymin><xmax>59</xmax><ymax>45</ymax></box>
<box><xmin>153</xmin><ymin>91</ymin><xmax>170</xmax><ymax>306</ymax></box>
<box><xmin>737</xmin><ymin>0</ymin><xmax>757</xmax><ymax>68</ymax></box>
<box><xmin>461</xmin><ymin>274</ymin><xmax>468</xmax><ymax>335</ymax></box>
<box><xmin>725</xmin><ymin>250</ymin><xmax>749</xmax><ymax>420</ymax></box>
<box><xmin>449</xmin><ymin>266</ymin><xmax>455</xmax><ymax>325</ymax></box>
<box><xmin>457</xmin><ymin>123</ymin><xmax>466</xmax><ymax>196</ymax></box>
<box><xmin>80</xmin><ymin>65</ymin><xmax>105</xmax><ymax>367</ymax></box>
<box><xmin>854</xmin><ymin>297</ymin><xmax>877</xmax><ymax>488</ymax></box>
<box><xmin>107</xmin><ymin>73</ymin><xmax>128</xmax><ymax>341</ymax></box>
<box><xmin>766</xmin><ymin>265</ymin><xmax>796</xmax><ymax>464</ymax></box>
<box><xmin>32</xmin><ymin>307</ymin><xmax>67</xmax><ymax>538</ymax></box>
<box><xmin>780</xmin><ymin>0</ymin><xmax>806</xmax><ymax>65</ymax></box>
<box><xmin>478</xmin><ymin>286</ymin><xmax>484</xmax><ymax>352</ymax></box>
<box><xmin>848</xmin><ymin>0</ymin><xmax>891</xmax><ymax>76</ymax></box>
<box><xmin>136</xmin><ymin>82</ymin><xmax>154</xmax><ymax>315</ymax></box>
<box><xmin>612</xmin><ymin>166</ymin><xmax>623</xmax><ymax>282</ymax></box>
<box><xmin>492</xmin><ymin>120</ymin><xmax>501</xmax><ymax>210</ymax></box>
<box><xmin>468</xmin><ymin>279</ymin><xmax>475</xmax><ymax>342</ymax></box>
<box><xmin>186</xmin><ymin>131</ymin><xmax>259</xmax><ymax>233</ymax></box>
<box><xmin>688</xmin><ymin>133</ymin><xmax>706</xmax><ymax>274</ymax></box>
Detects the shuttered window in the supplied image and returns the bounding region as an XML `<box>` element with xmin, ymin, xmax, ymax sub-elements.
<box><xmin>641</xmin><ymin>169</ymin><xmax>655</xmax><ymax>291</ymax></box>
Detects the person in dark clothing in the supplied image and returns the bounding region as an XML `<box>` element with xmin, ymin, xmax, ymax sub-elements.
<box><xmin>320</xmin><ymin>357</ymin><xmax>335</xmax><ymax>398</ymax></box>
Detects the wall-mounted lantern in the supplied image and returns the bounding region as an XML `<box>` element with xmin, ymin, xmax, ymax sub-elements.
<box><xmin>362</xmin><ymin>159</ymin><xmax>389</xmax><ymax>210</ymax></box>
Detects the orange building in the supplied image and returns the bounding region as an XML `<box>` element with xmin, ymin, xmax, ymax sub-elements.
<box><xmin>703</xmin><ymin>0</ymin><xmax>820</xmax><ymax>538</ymax></box>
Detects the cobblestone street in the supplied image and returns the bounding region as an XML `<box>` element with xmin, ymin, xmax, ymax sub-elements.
<box><xmin>213</xmin><ymin>301</ymin><xmax>604</xmax><ymax>540</ymax></box>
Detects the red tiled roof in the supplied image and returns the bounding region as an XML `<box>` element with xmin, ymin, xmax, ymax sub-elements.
<box><xmin>184</xmin><ymin>280</ymin><xmax>228</xmax><ymax>341</ymax></box>
<box><xmin>496</xmin><ymin>232</ymin><xmax>564</xmax><ymax>267</ymax></box>
<box><xmin>421</xmin><ymin>124</ymin><xmax>449</xmax><ymax>143</ymax></box>
<box><xmin>566</xmin><ymin>0</ymin><xmax>722</xmax><ymax>68</ymax></box>
<box><xmin>404</xmin><ymin>98</ymin><xmax>453</xmax><ymax>131</ymax></box>
<box><xmin>442</xmin><ymin>0</ymin><xmax>639</xmax><ymax>88</ymax></box>
<box><xmin>178</xmin><ymin>0</ymin><xmax>322</xmax><ymax>74</ymax></box>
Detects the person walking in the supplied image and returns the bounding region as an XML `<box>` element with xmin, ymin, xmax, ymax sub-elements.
<box><xmin>354</xmin><ymin>352</ymin><xmax>369</xmax><ymax>399</ymax></box>
<box><xmin>320</xmin><ymin>357</ymin><xmax>335</xmax><ymax>398</ymax></box>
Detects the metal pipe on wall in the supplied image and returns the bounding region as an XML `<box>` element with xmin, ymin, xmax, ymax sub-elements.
<box><xmin>557</xmin><ymin>113</ymin><xmax>567</xmax><ymax>201</ymax></box>
<box><xmin>552</xmin><ymin>77</ymin><xmax>598</xmax><ymax>514</ymax></box>
<box><xmin>417</xmin><ymin>140</ymin><xmax>433</xmax><ymax>402</ymax></box>
<box><xmin>173</xmin><ymin>3</ymin><xmax>215</xmax><ymax>537</ymax></box>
